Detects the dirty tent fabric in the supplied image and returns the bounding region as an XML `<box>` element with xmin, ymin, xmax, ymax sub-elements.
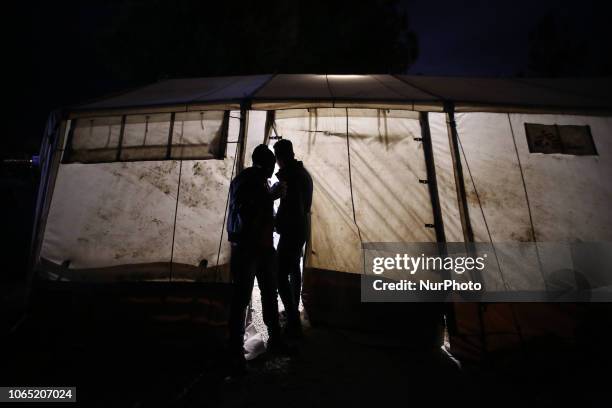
<box><xmin>429</xmin><ymin>111</ymin><xmax>612</xmax><ymax>355</ymax></box>
<box><xmin>40</xmin><ymin>111</ymin><xmax>241</xmax><ymax>282</ymax></box>
<box><xmin>40</xmin><ymin>107</ymin><xmax>437</xmax><ymax>281</ymax></box>
<box><xmin>272</xmin><ymin>108</ymin><xmax>436</xmax><ymax>275</ymax></box>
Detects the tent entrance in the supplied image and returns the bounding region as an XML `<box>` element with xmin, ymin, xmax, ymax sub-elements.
<box><xmin>257</xmin><ymin>108</ymin><xmax>445</xmax><ymax>346</ymax></box>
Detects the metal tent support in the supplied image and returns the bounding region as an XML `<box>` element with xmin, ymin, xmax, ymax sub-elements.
<box><xmin>444</xmin><ymin>102</ymin><xmax>487</xmax><ymax>357</ymax></box>
<box><xmin>419</xmin><ymin>111</ymin><xmax>457</xmax><ymax>336</ymax></box>
<box><xmin>235</xmin><ymin>104</ymin><xmax>249</xmax><ymax>174</ymax></box>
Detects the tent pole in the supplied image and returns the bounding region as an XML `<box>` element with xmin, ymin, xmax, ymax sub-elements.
<box><xmin>419</xmin><ymin>112</ymin><xmax>446</xmax><ymax>243</ymax></box>
<box><xmin>263</xmin><ymin>110</ymin><xmax>275</xmax><ymax>145</ymax></box>
<box><xmin>26</xmin><ymin>113</ymin><xmax>67</xmax><ymax>311</ymax></box>
<box><xmin>165</xmin><ymin>112</ymin><xmax>175</xmax><ymax>159</ymax></box>
<box><xmin>444</xmin><ymin>103</ymin><xmax>474</xmax><ymax>243</ymax></box>
<box><xmin>115</xmin><ymin>115</ymin><xmax>126</xmax><ymax>162</ymax></box>
<box><xmin>420</xmin><ymin>112</ymin><xmax>456</xmax><ymax>337</ymax></box>
<box><xmin>444</xmin><ymin>102</ymin><xmax>487</xmax><ymax>358</ymax></box>
<box><xmin>236</xmin><ymin>103</ymin><xmax>249</xmax><ymax>174</ymax></box>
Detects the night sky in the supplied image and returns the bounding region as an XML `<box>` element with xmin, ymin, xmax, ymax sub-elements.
<box><xmin>406</xmin><ymin>0</ymin><xmax>610</xmax><ymax>76</ymax></box>
<box><xmin>6</xmin><ymin>0</ymin><xmax>611</xmax><ymax>154</ymax></box>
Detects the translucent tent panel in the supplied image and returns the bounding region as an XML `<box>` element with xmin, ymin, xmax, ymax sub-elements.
<box><xmin>507</xmin><ymin>114</ymin><xmax>612</xmax><ymax>290</ymax></box>
<box><xmin>243</xmin><ymin>111</ymin><xmax>268</xmax><ymax>168</ymax></box>
<box><xmin>171</xmin><ymin>145</ymin><xmax>237</xmax><ymax>282</ymax></box>
<box><xmin>68</xmin><ymin>116</ymin><xmax>122</xmax><ymax>163</ymax></box>
<box><xmin>39</xmin><ymin>110</ymin><xmax>246</xmax><ymax>282</ymax></box>
<box><xmin>40</xmin><ymin>161</ymin><xmax>180</xmax><ymax>281</ymax></box>
<box><xmin>446</xmin><ymin>112</ymin><xmax>612</xmax><ymax>291</ymax></box>
<box><xmin>453</xmin><ymin>113</ymin><xmax>612</xmax><ymax>289</ymax></box>
<box><xmin>443</xmin><ymin>113</ymin><xmax>612</xmax><ymax>357</ymax></box>
<box><xmin>454</xmin><ymin>113</ymin><xmax>534</xmax><ymax>242</ymax></box>
<box><xmin>453</xmin><ymin>112</ymin><xmax>544</xmax><ymax>291</ymax></box>
<box><xmin>508</xmin><ymin>113</ymin><xmax>612</xmax><ymax>242</ymax></box>
<box><xmin>172</xmin><ymin>111</ymin><xmax>242</xmax><ymax>282</ymax></box>
<box><xmin>170</xmin><ymin>111</ymin><xmax>225</xmax><ymax>160</ymax></box>
<box><xmin>346</xmin><ymin>109</ymin><xmax>435</xmax><ymax>243</ymax></box>
<box><xmin>429</xmin><ymin>113</ymin><xmax>542</xmax><ymax>291</ymax></box>
<box><xmin>274</xmin><ymin>108</ymin><xmax>362</xmax><ymax>274</ymax></box>
<box><xmin>121</xmin><ymin>113</ymin><xmax>172</xmax><ymax>160</ymax></box>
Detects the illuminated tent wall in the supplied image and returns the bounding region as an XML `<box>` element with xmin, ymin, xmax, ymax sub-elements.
<box><xmin>32</xmin><ymin>75</ymin><xmax>612</xmax><ymax>359</ymax></box>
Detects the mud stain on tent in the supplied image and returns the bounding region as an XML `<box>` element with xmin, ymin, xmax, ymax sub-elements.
<box><xmin>192</xmin><ymin>162</ymin><xmax>204</xmax><ymax>176</ymax></box>
<box><xmin>135</xmin><ymin>162</ymin><xmax>178</xmax><ymax>196</ymax></box>
<box><xmin>510</xmin><ymin>228</ymin><xmax>535</xmax><ymax>242</ymax></box>
<box><xmin>466</xmin><ymin>188</ymin><xmax>493</xmax><ymax>206</ymax></box>
<box><xmin>178</xmin><ymin>161</ymin><xmax>230</xmax><ymax>209</ymax></box>
<box><xmin>465</xmin><ymin>181</ymin><xmax>524</xmax><ymax>210</ymax></box>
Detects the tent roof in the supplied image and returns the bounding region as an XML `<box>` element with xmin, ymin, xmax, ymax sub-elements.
<box><xmin>71</xmin><ymin>74</ymin><xmax>612</xmax><ymax>116</ymax></box>
<box><xmin>78</xmin><ymin>75</ymin><xmax>273</xmax><ymax>110</ymax></box>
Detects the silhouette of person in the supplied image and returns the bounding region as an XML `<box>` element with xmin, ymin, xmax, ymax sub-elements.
<box><xmin>226</xmin><ymin>144</ymin><xmax>286</xmax><ymax>373</ymax></box>
<box><xmin>273</xmin><ymin>139</ymin><xmax>313</xmax><ymax>336</ymax></box>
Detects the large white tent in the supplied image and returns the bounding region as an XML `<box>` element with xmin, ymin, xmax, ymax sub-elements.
<box><xmin>31</xmin><ymin>74</ymin><xmax>612</xmax><ymax>359</ymax></box>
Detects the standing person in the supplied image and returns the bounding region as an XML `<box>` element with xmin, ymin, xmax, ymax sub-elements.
<box><xmin>226</xmin><ymin>144</ymin><xmax>286</xmax><ymax>373</ymax></box>
<box><xmin>273</xmin><ymin>139</ymin><xmax>313</xmax><ymax>337</ymax></box>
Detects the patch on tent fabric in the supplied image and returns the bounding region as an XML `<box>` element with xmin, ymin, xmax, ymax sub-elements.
<box><xmin>525</xmin><ymin>123</ymin><xmax>597</xmax><ymax>155</ymax></box>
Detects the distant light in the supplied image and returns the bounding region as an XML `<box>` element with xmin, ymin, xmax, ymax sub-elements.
<box><xmin>326</xmin><ymin>75</ymin><xmax>367</xmax><ymax>80</ymax></box>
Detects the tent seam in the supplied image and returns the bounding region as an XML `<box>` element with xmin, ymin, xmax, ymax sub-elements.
<box><xmin>325</xmin><ymin>74</ymin><xmax>335</xmax><ymax>107</ymax></box>
<box><xmin>186</xmin><ymin>76</ymin><xmax>250</xmax><ymax>105</ymax></box>
<box><xmin>344</xmin><ymin>108</ymin><xmax>363</xmax><ymax>248</ymax></box>
<box><xmin>455</xmin><ymin>132</ymin><xmax>509</xmax><ymax>291</ymax></box>
<box><xmin>392</xmin><ymin>74</ymin><xmax>445</xmax><ymax>102</ymax></box>
<box><xmin>245</xmin><ymin>73</ymin><xmax>277</xmax><ymax>102</ymax></box>
<box><xmin>169</xmin><ymin>160</ymin><xmax>183</xmax><ymax>282</ymax></box>
<box><xmin>371</xmin><ymin>75</ymin><xmax>415</xmax><ymax>99</ymax></box>
<box><xmin>507</xmin><ymin>113</ymin><xmax>549</xmax><ymax>290</ymax></box>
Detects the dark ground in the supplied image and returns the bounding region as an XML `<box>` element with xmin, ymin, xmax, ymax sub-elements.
<box><xmin>2</xmin><ymin>284</ymin><xmax>611</xmax><ymax>408</ymax></box>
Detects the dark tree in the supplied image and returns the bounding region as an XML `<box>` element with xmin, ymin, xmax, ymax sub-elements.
<box><xmin>527</xmin><ymin>10</ymin><xmax>612</xmax><ymax>77</ymax></box>
<box><xmin>102</xmin><ymin>0</ymin><xmax>418</xmax><ymax>81</ymax></box>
